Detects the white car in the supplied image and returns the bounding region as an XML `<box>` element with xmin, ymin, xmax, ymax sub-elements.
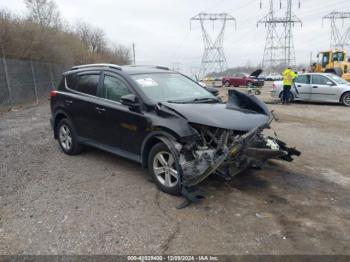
<box><xmin>271</xmin><ymin>73</ymin><xmax>350</xmax><ymax>106</ymax></box>
<box><xmin>265</xmin><ymin>73</ymin><xmax>282</xmax><ymax>81</ymax></box>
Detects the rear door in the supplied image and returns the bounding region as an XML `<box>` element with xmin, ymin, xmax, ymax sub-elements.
<box><xmin>311</xmin><ymin>74</ymin><xmax>338</xmax><ymax>102</ymax></box>
<box><xmin>66</xmin><ymin>71</ymin><xmax>102</xmax><ymax>140</ymax></box>
<box><xmin>293</xmin><ymin>74</ymin><xmax>311</xmax><ymax>100</ymax></box>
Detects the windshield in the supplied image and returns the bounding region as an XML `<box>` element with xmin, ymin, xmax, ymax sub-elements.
<box><xmin>327</xmin><ymin>74</ymin><xmax>349</xmax><ymax>85</ymax></box>
<box><xmin>333</xmin><ymin>52</ymin><xmax>345</xmax><ymax>62</ymax></box>
<box><xmin>131</xmin><ymin>73</ymin><xmax>216</xmax><ymax>103</ymax></box>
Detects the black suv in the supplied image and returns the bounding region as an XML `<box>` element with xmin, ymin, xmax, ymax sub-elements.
<box><xmin>50</xmin><ymin>64</ymin><xmax>299</xmax><ymax>196</ymax></box>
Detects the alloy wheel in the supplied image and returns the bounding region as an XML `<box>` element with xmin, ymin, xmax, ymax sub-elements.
<box><xmin>153</xmin><ymin>151</ymin><xmax>178</xmax><ymax>187</ymax></box>
<box><xmin>343</xmin><ymin>94</ymin><xmax>350</xmax><ymax>106</ymax></box>
<box><xmin>59</xmin><ymin>124</ymin><xmax>72</xmax><ymax>151</ymax></box>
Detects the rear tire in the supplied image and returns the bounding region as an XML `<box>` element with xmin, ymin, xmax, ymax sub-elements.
<box><xmin>57</xmin><ymin>118</ymin><xmax>83</xmax><ymax>155</ymax></box>
<box><xmin>279</xmin><ymin>91</ymin><xmax>294</xmax><ymax>103</ymax></box>
<box><xmin>148</xmin><ymin>142</ymin><xmax>181</xmax><ymax>195</ymax></box>
<box><xmin>341</xmin><ymin>92</ymin><xmax>350</xmax><ymax>107</ymax></box>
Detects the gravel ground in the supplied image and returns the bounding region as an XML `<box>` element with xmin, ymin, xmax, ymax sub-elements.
<box><xmin>1</xmin><ymin>84</ymin><xmax>350</xmax><ymax>255</ymax></box>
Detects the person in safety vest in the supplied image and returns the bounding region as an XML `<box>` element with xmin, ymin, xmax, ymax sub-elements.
<box><xmin>282</xmin><ymin>67</ymin><xmax>297</xmax><ymax>104</ymax></box>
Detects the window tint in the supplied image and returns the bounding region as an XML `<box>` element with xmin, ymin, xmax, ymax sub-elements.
<box><xmin>74</xmin><ymin>74</ymin><xmax>100</xmax><ymax>96</ymax></box>
<box><xmin>312</xmin><ymin>75</ymin><xmax>331</xmax><ymax>85</ymax></box>
<box><xmin>66</xmin><ymin>74</ymin><xmax>78</xmax><ymax>89</ymax></box>
<box><xmin>295</xmin><ymin>75</ymin><xmax>310</xmax><ymax>84</ymax></box>
<box><xmin>103</xmin><ymin>75</ymin><xmax>131</xmax><ymax>102</ymax></box>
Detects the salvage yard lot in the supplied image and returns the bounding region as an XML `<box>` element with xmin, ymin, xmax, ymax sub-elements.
<box><xmin>1</xmin><ymin>85</ymin><xmax>350</xmax><ymax>254</ymax></box>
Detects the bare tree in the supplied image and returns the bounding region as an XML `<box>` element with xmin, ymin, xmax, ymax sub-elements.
<box><xmin>24</xmin><ymin>0</ymin><xmax>61</xmax><ymax>28</ymax></box>
<box><xmin>0</xmin><ymin>9</ymin><xmax>14</xmax><ymax>49</ymax></box>
<box><xmin>0</xmin><ymin>7</ymin><xmax>130</xmax><ymax>65</ymax></box>
<box><xmin>75</xmin><ymin>22</ymin><xmax>106</xmax><ymax>53</ymax></box>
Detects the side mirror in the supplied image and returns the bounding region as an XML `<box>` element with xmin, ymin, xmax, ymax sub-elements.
<box><xmin>120</xmin><ymin>94</ymin><xmax>141</xmax><ymax>110</ymax></box>
<box><xmin>326</xmin><ymin>81</ymin><xmax>334</xmax><ymax>86</ymax></box>
<box><xmin>206</xmin><ymin>86</ymin><xmax>219</xmax><ymax>96</ymax></box>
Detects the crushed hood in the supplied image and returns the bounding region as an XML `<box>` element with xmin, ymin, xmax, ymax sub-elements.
<box><xmin>161</xmin><ymin>102</ymin><xmax>270</xmax><ymax>132</ymax></box>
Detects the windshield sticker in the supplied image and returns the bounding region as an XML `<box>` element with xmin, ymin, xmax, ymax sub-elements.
<box><xmin>136</xmin><ymin>78</ymin><xmax>159</xmax><ymax>87</ymax></box>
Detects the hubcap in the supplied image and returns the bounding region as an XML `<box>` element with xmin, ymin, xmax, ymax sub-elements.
<box><xmin>153</xmin><ymin>151</ymin><xmax>178</xmax><ymax>187</ymax></box>
<box><xmin>59</xmin><ymin>124</ymin><xmax>72</xmax><ymax>151</ymax></box>
<box><xmin>344</xmin><ymin>94</ymin><xmax>350</xmax><ymax>106</ymax></box>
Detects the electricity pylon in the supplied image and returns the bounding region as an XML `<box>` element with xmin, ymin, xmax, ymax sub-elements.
<box><xmin>323</xmin><ymin>11</ymin><xmax>350</xmax><ymax>52</ymax></box>
<box><xmin>190</xmin><ymin>12</ymin><xmax>236</xmax><ymax>77</ymax></box>
<box><xmin>258</xmin><ymin>0</ymin><xmax>302</xmax><ymax>72</ymax></box>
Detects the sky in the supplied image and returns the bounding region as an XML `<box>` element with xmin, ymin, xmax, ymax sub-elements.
<box><xmin>1</xmin><ymin>0</ymin><xmax>349</xmax><ymax>74</ymax></box>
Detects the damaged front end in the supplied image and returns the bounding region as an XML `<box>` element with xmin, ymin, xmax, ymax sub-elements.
<box><xmin>159</xmin><ymin>89</ymin><xmax>301</xmax><ymax>197</ymax></box>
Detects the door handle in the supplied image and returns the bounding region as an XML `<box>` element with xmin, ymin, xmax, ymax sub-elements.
<box><xmin>312</xmin><ymin>86</ymin><xmax>318</xmax><ymax>88</ymax></box>
<box><xmin>65</xmin><ymin>100</ymin><xmax>73</xmax><ymax>105</ymax></box>
<box><xmin>297</xmin><ymin>85</ymin><xmax>301</xmax><ymax>87</ymax></box>
<box><xmin>96</xmin><ymin>107</ymin><xmax>106</xmax><ymax>112</ymax></box>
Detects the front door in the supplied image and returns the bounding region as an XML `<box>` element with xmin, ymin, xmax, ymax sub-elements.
<box><xmin>293</xmin><ymin>75</ymin><xmax>311</xmax><ymax>100</ymax></box>
<box><xmin>311</xmin><ymin>74</ymin><xmax>338</xmax><ymax>102</ymax></box>
<box><xmin>94</xmin><ymin>73</ymin><xmax>148</xmax><ymax>158</ymax></box>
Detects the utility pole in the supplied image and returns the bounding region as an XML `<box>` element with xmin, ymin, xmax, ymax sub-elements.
<box><xmin>190</xmin><ymin>12</ymin><xmax>236</xmax><ymax>78</ymax></box>
<box><xmin>322</xmin><ymin>11</ymin><xmax>350</xmax><ymax>52</ymax></box>
<box><xmin>258</xmin><ymin>0</ymin><xmax>302</xmax><ymax>72</ymax></box>
<box><xmin>132</xmin><ymin>43</ymin><xmax>136</xmax><ymax>65</ymax></box>
<box><xmin>309</xmin><ymin>51</ymin><xmax>313</xmax><ymax>66</ymax></box>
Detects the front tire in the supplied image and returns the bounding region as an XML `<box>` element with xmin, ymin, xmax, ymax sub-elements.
<box><xmin>57</xmin><ymin>118</ymin><xmax>82</xmax><ymax>155</ymax></box>
<box><xmin>148</xmin><ymin>143</ymin><xmax>181</xmax><ymax>195</ymax></box>
<box><xmin>224</xmin><ymin>81</ymin><xmax>231</xmax><ymax>87</ymax></box>
<box><xmin>341</xmin><ymin>92</ymin><xmax>350</xmax><ymax>107</ymax></box>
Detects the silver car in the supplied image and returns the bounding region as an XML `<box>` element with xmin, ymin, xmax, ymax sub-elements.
<box><xmin>271</xmin><ymin>73</ymin><xmax>350</xmax><ymax>106</ymax></box>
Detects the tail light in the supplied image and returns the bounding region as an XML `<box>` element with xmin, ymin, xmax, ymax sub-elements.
<box><xmin>50</xmin><ymin>90</ymin><xmax>57</xmax><ymax>98</ymax></box>
<box><xmin>272</xmin><ymin>83</ymin><xmax>276</xmax><ymax>89</ymax></box>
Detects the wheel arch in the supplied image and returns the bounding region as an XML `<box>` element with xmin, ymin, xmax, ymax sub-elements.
<box><xmin>279</xmin><ymin>90</ymin><xmax>295</xmax><ymax>101</ymax></box>
<box><xmin>340</xmin><ymin>91</ymin><xmax>350</xmax><ymax>104</ymax></box>
<box><xmin>140</xmin><ymin>130</ymin><xmax>178</xmax><ymax>168</ymax></box>
<box><xmin>53</xmin><ymin>110</ymin><xmax>69</xmax><ymax>139</ymax></box>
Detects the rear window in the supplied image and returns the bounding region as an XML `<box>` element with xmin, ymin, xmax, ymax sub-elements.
<box><xmin>68</xmin><ymin>74</ymin><xmax>100</xmax><ymax>96</ymax></box>
<box><xmin>65</xmin><ymin>74</ymin><xmax>78</xmax><ymax>89</ymax></box>
<box><xmin>295</xmin><ymin>75</ymin><xmax>310</xmax><ymax>84</ymax></box>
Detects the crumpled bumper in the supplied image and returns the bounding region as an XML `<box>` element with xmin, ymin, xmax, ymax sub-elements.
<box><xmin>158</xmin><ymin>118</ymin><xmax>301</xmax><ymax>188</ymax></box>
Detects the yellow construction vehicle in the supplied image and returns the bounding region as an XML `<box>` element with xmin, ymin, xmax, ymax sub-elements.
<box><xmin>312</xmin><ymin>50</ymin><xmax>350</xmax><ymax>81</ymax></box>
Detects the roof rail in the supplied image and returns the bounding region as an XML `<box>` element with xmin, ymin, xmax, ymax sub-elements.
<box><xmin>126</xmin><ymin>65</ymin><xmax>170</xmax><ymax>70</ymax></box>
<box><xmin>71</xmin><ymin>63</ymin><xmax>122</xmax><ymax>71</ymax></box>
<box><xmin>154</xmin><ymin>65</ymin><xmax>170</xmax><ymax>70</ymax></box>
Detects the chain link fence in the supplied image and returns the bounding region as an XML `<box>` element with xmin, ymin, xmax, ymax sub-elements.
<box><xmin>0</xmin><ymin>57</ymin><xmax>70</xmax><ymax>109</ymax></box>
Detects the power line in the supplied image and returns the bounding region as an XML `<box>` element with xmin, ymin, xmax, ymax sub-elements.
<box><xmin>322</xmin><ymin>11</ymin><xmax>350</xmax><ymax>51</ymax></box>
<box><xmin>190</xmin><ymin>12</ymin><xmax>236</xmax><ymax>77</ymax></box>
<box><xmin>257</xmin><ymin>0</ymin><xmax>302</xmax><ymax>72</ymax></box>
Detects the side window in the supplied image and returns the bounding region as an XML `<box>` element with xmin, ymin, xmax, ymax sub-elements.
<box><xmin>74</xmin><ymin>74</ymin><xmax>100</xmax><ymax>96</ymax></box>
<box><xmin>295</xmin><ymin>75</ymin><xmax>310</xmax><ymax>84</ymax></box>
<box><xmin>65</xmin><ymin>74</ymin><xmax>78</xmax><ymax>90</ymax></box>
<box><xmin>103</xmin><ymin>75</ymin><xmax>131</xmax><ymax>102</ymax></box>
<box><xmin>312</xmin><ymin>75</ymin><xmax>330</xmax><ymax>85</ymax></box>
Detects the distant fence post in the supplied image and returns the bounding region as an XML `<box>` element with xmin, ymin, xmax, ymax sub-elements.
<box><xmin>1</xmin><ymin>47</ymin><xmax>13</xmax><ymax>107</ymax></box>
<box><xmin>30</xmin><ymin>60</ymin><xmax>39</xmax><ymax>104</ymax></box>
